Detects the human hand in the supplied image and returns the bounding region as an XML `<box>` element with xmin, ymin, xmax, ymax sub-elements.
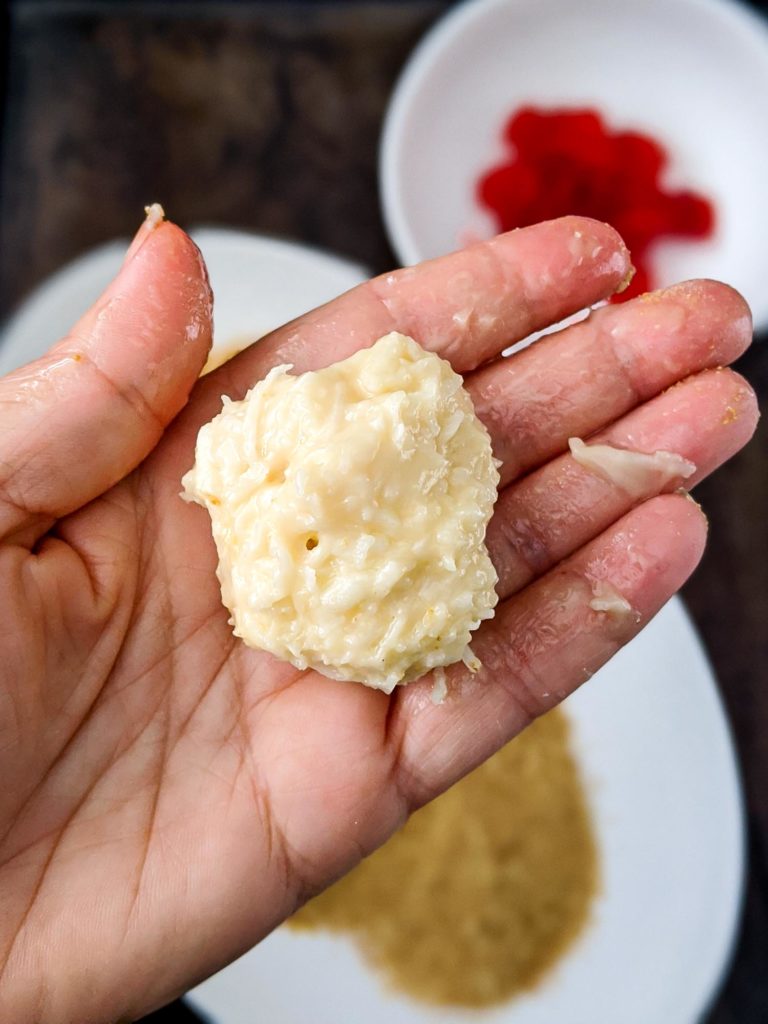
<box><xmin>0</xmin><ymin>213</ymin><xmax>756</xmax><ymax>1023</ymax></box>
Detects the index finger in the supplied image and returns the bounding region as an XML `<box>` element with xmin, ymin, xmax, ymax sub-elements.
<box><xmin>198</xmin><ymin>216</ymin><xmax>630</xmax><ymax>411</ymax></box>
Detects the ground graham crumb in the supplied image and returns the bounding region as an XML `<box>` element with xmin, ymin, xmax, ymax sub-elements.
<box><xmin>288</xmin><ymin>707</ymin><xmax>598</xmax><ymax>1007</ymax></box>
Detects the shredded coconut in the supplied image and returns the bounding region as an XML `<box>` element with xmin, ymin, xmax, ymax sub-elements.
<box><xmin>569</xmin><ymin>437</ymin><xmax>695</xmax><ymax>499</ymax></box>
<box><xmin>144</xmin><ymin>202</ymin><xmax>165</xmax><ymax>229</ymax></box>
<box><xmin>182</xmin><ymin>333</ymin><xmax>499</xmax><ymax>692</ymax></box>
<box><xmin>431</xmin><ymin>668</ymin><xmax>449</xmax><ymax>706</ymax></box>
<box><xmin>589</xmin><ymin>579</ymin><xmax>633</xmax><ymax>617</ymax></box>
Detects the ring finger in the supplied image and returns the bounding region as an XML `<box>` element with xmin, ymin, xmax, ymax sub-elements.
<box><xmin>486</xmin><ymin>366</ymin><xmax>757</xmax><ymax>599</ymax></box>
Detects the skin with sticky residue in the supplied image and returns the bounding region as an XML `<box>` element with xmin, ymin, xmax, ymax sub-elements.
<box><xmin>0</xmin><ymin>212</ymin><xmax>757</xmax><ymax>1024</ymax></box>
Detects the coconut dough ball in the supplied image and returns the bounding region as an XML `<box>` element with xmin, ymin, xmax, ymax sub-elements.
<box><xmin>182</xmin><ymin>332</ymin><xmax>499</xmax><ymax>692</ymax></box>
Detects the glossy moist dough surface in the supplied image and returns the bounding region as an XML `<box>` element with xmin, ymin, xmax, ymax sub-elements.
<box><xmin>182</xmin><ymin>332</ymin><xmax>499</xmax><ymax>692</ymax></box>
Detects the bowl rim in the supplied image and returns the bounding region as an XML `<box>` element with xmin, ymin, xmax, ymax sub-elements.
<box><xmin>380</xmin><ymin>0</ymin><xmax>768</xmax><ymax>274</ymax></box>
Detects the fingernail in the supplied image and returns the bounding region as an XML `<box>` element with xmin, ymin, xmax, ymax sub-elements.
<box><xmin>123</xmin><ymin>202</ymin><xmax>166</xmax><ymax>265</ymax></box>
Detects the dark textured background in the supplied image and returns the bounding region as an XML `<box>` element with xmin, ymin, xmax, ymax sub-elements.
<box><xmin>1</xmin><ymin>2</ymin><xmax>767</xmax><ymax>1021</ymax></box>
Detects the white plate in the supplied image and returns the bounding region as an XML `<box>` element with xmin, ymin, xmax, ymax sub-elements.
<box><xmin>0</xmin><ymin>229</ymin><xmax>369</xmax><ymax>374</ymax></box>
<box><xmin>380</xmin><ymin>0</ymin><xmax>768</xmax><ymax>329</ymax></box>
<box><xmin>188</xmin><ymin>600</ymin><xmax>744</xmax><ymax>1024</ymax></box>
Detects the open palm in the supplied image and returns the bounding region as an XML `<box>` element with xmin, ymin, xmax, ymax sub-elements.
<box><xmin>0</xmin><ymin>214</ymin><xmax>756</xmax><ymax>1024</ymax></box>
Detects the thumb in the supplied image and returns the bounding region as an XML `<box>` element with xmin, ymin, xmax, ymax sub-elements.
<box><xmin>0</xmin><ymin>206</ymin><xmax>213</xmax><ymax>545</ymax></box>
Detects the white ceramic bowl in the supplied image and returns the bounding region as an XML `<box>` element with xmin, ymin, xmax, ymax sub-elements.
<box><xmin>381</xmin><ymin>0</ymin><xmax>768</xmax><ymax>329</ymax></box>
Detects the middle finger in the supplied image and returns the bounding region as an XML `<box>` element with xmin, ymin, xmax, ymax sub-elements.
<box><xmin>469</xmin><ymin>279</ymin><xmax>752</xmax><ymax>487</ymax></box>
